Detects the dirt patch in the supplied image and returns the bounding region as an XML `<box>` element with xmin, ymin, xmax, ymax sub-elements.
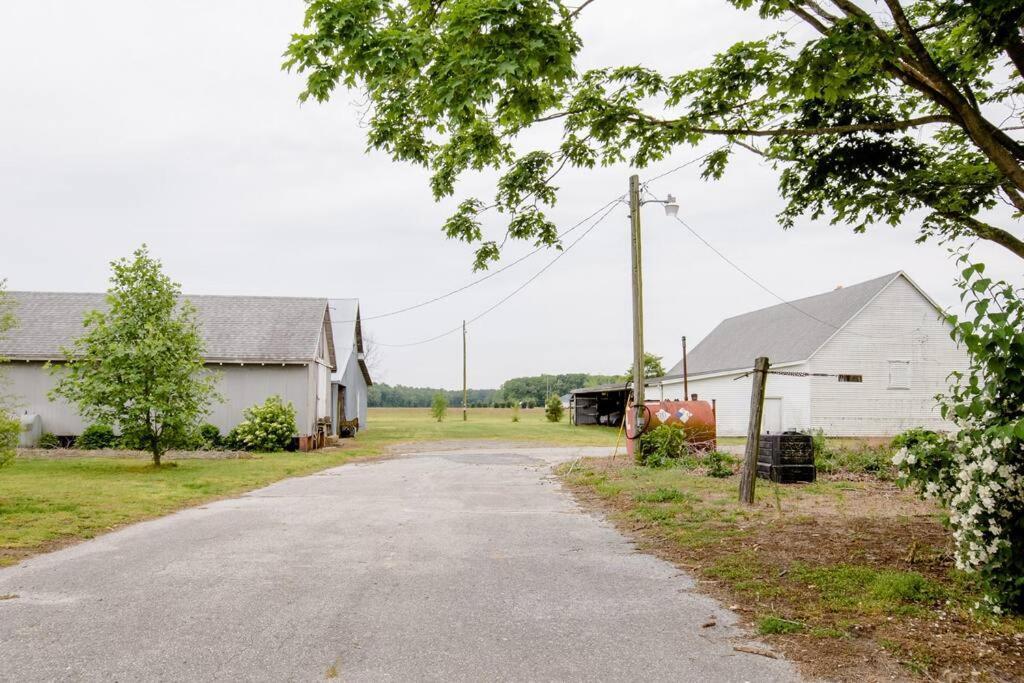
<box><xmin>562</xmin><ymin>457</ymin><xmax>1024</xmax><ymax>682</ymax></box>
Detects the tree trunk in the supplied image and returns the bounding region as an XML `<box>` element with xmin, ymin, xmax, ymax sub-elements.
<box><xmin>150</xmin><ymin>432</ymin><xmax>162</xmax><ymax>467</ymax></box>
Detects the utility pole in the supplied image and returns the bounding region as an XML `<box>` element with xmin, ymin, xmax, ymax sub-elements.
<box><xmin>462</xmin><ymin>320</ymin><xmax>468</xmax><ymax>422</ymax></box>
<box><xmin>628</xmin><ymin>175</ymin><xmax>645</xmax><ymax>431</ymax></box>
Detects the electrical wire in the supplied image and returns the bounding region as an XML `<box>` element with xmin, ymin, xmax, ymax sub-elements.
<box><xmin>330</xmin><ymin>196</ymin><xmax>624</xmax><ymax>324</ymax></box>
<box><xmin>670</xmin><ymin>212</ymin><xmax>918</xmax><ymax>342</ymax></box>
<box><xmin>375</xmin><ymin>200</ymin><xmax>622</xmax><ymax>347</ymax></box>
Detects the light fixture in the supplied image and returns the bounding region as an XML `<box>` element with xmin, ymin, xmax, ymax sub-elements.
<box><xmin>663</xmin><ymin>194</ymin><xmax>679</xmax><ymax>218</ymax></box>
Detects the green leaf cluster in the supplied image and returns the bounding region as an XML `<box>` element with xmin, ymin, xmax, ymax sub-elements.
<box><xmin>285</xmin><ymin>0</ymin><xmax>1024</xmax><ymax>265</ymax></box>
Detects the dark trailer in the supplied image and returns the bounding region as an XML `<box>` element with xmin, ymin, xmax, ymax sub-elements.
<box><xmin>570</xmin><ymin>383</ymin><xmax>630</xmax><ymax>427</ymax></box>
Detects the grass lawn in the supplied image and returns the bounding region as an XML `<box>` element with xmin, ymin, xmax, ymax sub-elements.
<box><xmin>0</xmin><ymin>407</ymin><xmax>617</xmax><ymax>566</ymax></box>
<box><xmin>561</xmin><ymin>456</ymin><xmax>1024</xmax><ymax>680</ymax></box>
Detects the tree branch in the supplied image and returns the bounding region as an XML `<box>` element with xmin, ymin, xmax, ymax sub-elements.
<box><xmin>569</xmin><ymin>0</ymin><xmax>598</xmax><ymax>19</ymax></box>
<box><xmin>940</xmin><ymin>212</ymin><xmax>1024</xmax><ymax>261</ymax></box>
<box><xmin>638</xmin><ymin>114</ymin><xmax>955</xmax><ymax>138</ymax></box>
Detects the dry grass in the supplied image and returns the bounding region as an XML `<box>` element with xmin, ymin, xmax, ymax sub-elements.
<box><xmin>561</xmin><ymin>457</ymin><xmax>1024</xmax><ymax>681</ymax></box>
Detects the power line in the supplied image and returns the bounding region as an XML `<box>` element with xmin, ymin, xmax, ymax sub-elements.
<box><xmin>670</xmin><ymin>213</ymin><xmax>915</xmax><ymax>342</ymax></box>
<box><xmin>331</xmin><ymin>196</ymin><xmax>624</xmax><ymax>324</ymax></box>
<box><xmin>376</xmin><ymin>200</ymin><xmax>621</xmax><ymax>348</ymax></box>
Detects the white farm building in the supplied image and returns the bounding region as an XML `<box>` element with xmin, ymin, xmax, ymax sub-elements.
<box><xmin>649</xmin><ymin>272</ymin><xmax>969</xmax><ymax>437</ymax></box>
<box><xmin>1</xmin><ymin>292</ymin><xmax>371</xmax><ymax>441</ymax></box>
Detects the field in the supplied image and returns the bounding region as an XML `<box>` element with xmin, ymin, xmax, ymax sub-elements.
<box><xmin>561</xmin><ymin>456</ymin><xmax>1024</xmax><ymax>681</ymax></box>
<box><xmin>0</xmin><ymin>407</ymin><xmax>617</xmax><ymax>566</ymax></box>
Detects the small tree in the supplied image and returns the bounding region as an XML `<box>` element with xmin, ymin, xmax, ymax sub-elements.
<box><xmin>625</xmin><ymin>353</ymin><xmax>666</xmax><ymax>380</ymax></box>
<box><xmin>431</xmin><ymin>392</ymin><xmax>448</xmax><ymax>422</ymax></box>
<box><xmin>511</xmin><ymin>403</ymin><xmax>520</xmax><ymax>423</ymax></box>
<box><xmin>545</xmin><ymin>394</ymin><xmax>564</xmax><ymax>423</ymax></box>
<box><xmin>50</xmin><ymin>246</ymin><xmax>219</xmax><ymax>466</ymax></box>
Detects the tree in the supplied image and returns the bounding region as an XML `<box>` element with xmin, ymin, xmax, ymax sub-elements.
<box><xmin>431</xmin><ymin>391</ymin><xmax>448</xmax><ymax>422</ymax></box>
<box><xmin>626</xmin><ymin>353</ymin><xmax>666</xmax><ymax>380</ymax></box>
<box><xmin>286</xmin><ymin>1</ymin><xmax>1024</xmax><ymax>267</ymax></box>
<box><xmin>545</xmin><ymin>394</ymin><xmax>564</xmax><ymax>422</ymax></box>
<box><xmin>0</xmin><ymin>280</ymin><xmax>17</xmax><ymax>468</ymax></box>
<box><xmin>50</xmin><ymin>246</ymin><xmax>219</xmax><ymax>466</ymax></box>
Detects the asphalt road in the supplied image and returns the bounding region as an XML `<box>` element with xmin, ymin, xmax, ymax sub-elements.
<box><xmin>0</xmin><ymin>446</ymin><xmax>799</xmax><ymax>682</ymax></box>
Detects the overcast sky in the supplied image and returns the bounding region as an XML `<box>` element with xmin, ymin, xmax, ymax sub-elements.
<box><xmin>1</xmin><ymin>1</ymin><xmax>1020</xmax><ymax>389</ymax></box>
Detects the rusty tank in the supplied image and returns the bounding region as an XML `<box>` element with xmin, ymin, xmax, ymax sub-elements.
<box><xmin>625</xmin><ymin>399</ymin><xmax>717</xmax><ymax>459</ymax></box>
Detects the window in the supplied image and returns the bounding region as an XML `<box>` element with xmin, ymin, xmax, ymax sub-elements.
<box><xmin>888</xmin><ymin>361</ymin><xmax>911</xmax><ymax>389</ymax></box>
<box><xmin>838</xmin><ymin>374</ymin><xmax>863</xmax><ymax>383</ymax></box>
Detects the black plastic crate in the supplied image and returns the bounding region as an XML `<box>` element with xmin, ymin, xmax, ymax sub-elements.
<box><xmin>757</xmin><ymin>462</ymin><xmax>816</xmax><ymax>483</ymax></box>
<box><xmin>758</xmin><ymin>432</ymin><xmax>814</xmax><ymax>467</ymax></box>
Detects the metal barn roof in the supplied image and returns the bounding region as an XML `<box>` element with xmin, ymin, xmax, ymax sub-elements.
<box><xmin>328</xmin><ymin>298</ymin><xmax>372</xmax><ymax>386</ymax></box>
<box><xmin>2</xmin><ymin>291</ymin><xmax>335</xmax><ymax>366</ymax></box>
<box><xmin>664</xmin><ymin>272</ymin><xmax>911</xmax><ymax>378</ymax></box>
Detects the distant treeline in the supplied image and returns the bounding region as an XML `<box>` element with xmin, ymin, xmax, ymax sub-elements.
<box><xmin>368</xmin><ymin>373</ymin><xmax>624</xmax><ymax>408</ymax></box>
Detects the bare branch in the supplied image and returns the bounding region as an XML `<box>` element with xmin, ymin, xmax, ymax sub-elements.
<box><xmin>569</xmin><ymin>0</ymin><xmax>597</xmax><ymax>19</ymax></box>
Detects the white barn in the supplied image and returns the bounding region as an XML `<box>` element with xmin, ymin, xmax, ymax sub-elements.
<box><xmin>650</xmin><ymin>272</ymin><xmax>969</xmax><ymax>437</ymax></box>
<box><xmin>329</xmin><ymin>298</ymin><xmax>372</xmax><ymax>433</ymax></box>
<box><xmin>1</xmin><ymin>292</ymin><xmax>344</xmax><ymax>440</ymax></box>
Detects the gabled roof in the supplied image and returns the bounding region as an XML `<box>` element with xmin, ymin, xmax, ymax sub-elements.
<box><xmin>329</xmin><ymin>298</ymin><xmax>372</xmax><ymax>386</ymax></box>
<box><xmin>2</xmin><ymin>291</ymin><xmax>335</xmax><ymax>367</ymax></box>
<box><xmin>664</xmin><ymin>272</ymin><xmax>917</xmax><ymax>378</ymax></box>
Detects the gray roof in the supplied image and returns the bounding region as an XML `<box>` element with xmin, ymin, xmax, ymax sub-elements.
<box><xmin>329</xmin><ymin>298</ymin><xmax>372</xmax><ymax>386</ymax></box>
<box><xmin>2</xmin><ymin>291</ymin><xmax>335</xmax><ymax>366</ymax></box>
<box><xmin>665</xmin><ymin>272</ymin><xmax>905</xmax><ymax>378</ymax></box>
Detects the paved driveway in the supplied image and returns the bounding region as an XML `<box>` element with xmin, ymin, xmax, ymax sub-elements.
<box><xmin>0</xmin><ymin>447</ymin><xmax>798</xmax><ymax>682</ymax></box>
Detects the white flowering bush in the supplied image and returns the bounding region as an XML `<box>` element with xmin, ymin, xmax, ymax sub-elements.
<box><xmin>893</xmin><ymin>256</ymin><xmax>1024</xmax><ymax>614</ymax></box>
<box><xmin>233</xmin><ymin>396</ymin><xmax>297</xmax><ymax>452</ymax></box>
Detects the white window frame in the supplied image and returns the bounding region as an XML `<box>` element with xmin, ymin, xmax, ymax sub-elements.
<box><xmin>888</xmin><ymin>360</ymin><xmax>911</xmax><ymax>389</ymax></box>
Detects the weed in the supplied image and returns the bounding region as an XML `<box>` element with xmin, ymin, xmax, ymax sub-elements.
<box><xmin>634</xmin><ymin>488</ymin><xmax>687</xmax><ymax>503</ymax></box>
<box><xmin>758</xmin><ymin>616</ymin><xmax>805</xmax><ymax>635</ymax></box>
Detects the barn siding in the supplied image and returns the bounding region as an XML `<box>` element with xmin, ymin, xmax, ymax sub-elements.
<box><xmin>655</xmin><ymin>368</ymin><xmax>811</xmax><ymax>437</ymax></box>
<box><xmin>5</xmin><ymin>362</ymin><xmax>315</xmax><ymax>437</ymax></box>
<box><xmin>807</xmin><ymin>276</ymin><xmax>968</xmax><ymax>436</ymax></box>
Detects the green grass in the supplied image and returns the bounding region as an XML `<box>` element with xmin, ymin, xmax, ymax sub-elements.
<box><xmin>1</xmin><ymin>407</ymin><xmax>618</xmax><ymax>565</ymax></box>
<box><xmin>359</xmin><ymin>407</ymin><xmax>620</xmax><ymax>447</ymax></box>
<box><xmin>758</xmin><ymin>616</ymin><xmax>806</xmax><ymax>635</ymax></box>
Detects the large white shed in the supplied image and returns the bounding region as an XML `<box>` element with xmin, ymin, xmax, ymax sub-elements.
<box><xmin>1</xmin><ymin>292</ymin><xmax>338</xmax><ymax>439</ymax></box>
<box><xmin>649</xmin><ymin>272</ymin><xmax>969</xmax><ymax>437</ymax></box>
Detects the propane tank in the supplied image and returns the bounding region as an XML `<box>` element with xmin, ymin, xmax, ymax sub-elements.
<box><xmin>626</xmin><ymin>400</ymin><xmax>717</xmax><ymax>459</ymax></box>
<box><xmin>19</xmin><ymin>413</ymin><xmax>42</xmax><ymax>448</ymax></box>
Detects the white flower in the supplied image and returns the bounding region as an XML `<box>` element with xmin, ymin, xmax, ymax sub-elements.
<box><xmin>925</xmin><ymin>482</ymin><xmax>940</xmax><ymax>497</ymax></box>
<box><xmin>906</xmin><ymin>452</ymin><xmax>917</xmax><ymax>465</ymax></box>
<box><xmin>892</xmin><ymin>448</ymin><xmax>907</xmax><ymax>466</ymax></box>
<box><xmin>982</xmin><ymin>456</ymin><xmax>998</xmax><ymax>475</ymax></box>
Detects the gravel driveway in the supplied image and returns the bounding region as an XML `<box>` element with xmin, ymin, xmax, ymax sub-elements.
<box><xmin>0</xmin><ymin>446</ymin><xmax>798</xmax><ymax>682</ymax></box>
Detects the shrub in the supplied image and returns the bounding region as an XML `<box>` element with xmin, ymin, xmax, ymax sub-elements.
<box><xmin>0</xmin><ymin>413</ymin><xmax>17</xmax><ymax>468</ymax></box>
<box><xmin>637</xmin><ymin>424</ymin><xmax>687</xmax><ymax>468</ymax></box>
<box><xmin>545</xmin><ymin>395</ymin><xmax>564</xmax><ymax>423</ymax></box>
<box><xmin>704</xmin><ymin>450</ymin><xmax>733</xmax><ymax>478</ymax></box>
<box><xmin>430</xmin><ymin>392</ymin><xmax>448</xmax><ymax>422</ymax></box>
<box><xmin>78</xmin><ymin>424</ymin><xmax>117</xmax><ymax>450</ymax></box>
<box><xmin>233</xmin><ymin>396</ymin><xmax>297</xmax><ymax>452</ymax></box>
<box><xmin>893</xmin><ymin>258</ymin><xmax>1024</xmax><ymax>614</ymax></box>
<box><xmin>198</xmin><ymin>423</ymin><xmax>222</xmax><ymax>449</ymax></box>
<box><xmin>511</xmin><ymin>404</ymin><xmax>520</xmax><ymax>423</ymax></box>
<box><xmin>38</xmin><ymin>432</ymin><xmax>60</xmax><ymax>450</ymax></box>
<box><xmin>223</xmin><ymin>427</ymin><xmax>243</xmax><ymax>451</ymax></box>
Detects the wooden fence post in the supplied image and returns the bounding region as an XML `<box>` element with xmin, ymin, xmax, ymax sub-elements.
<box><xmin>739</xmin><ymin>356</ymin><xmax>770</xmax><ymax>505</ymax></box>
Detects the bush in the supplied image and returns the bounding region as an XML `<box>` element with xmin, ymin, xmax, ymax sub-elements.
<box><xmin>637</xmin><ymin>425</ymin><xmax>688</xmax><ymax>468</ymax></box>
<box><xmin>431</xmin><ymin>392</ymin><xmax>448</xmax><ymax>422</ymax></box>
<box><xmin>511</xmin><ymin>403</ymin><xmax>520</xmax><ymax>423</ymax></box>
<box><xmin>78</xmin><ymin>424</ymin><xmax>117</xmax><ymax>450</ymax></box>
<box><xmin>893</xmin><ymin>258</ymin><xmax>1024</xmax><ymax>613</ymax></box>
<box><xmin>545</xmin><ymin>395</ymin><xmax>564</xmax><ymax>423</ymax></box>
<box><xmin>233</xmin><ymin>396</ymin><xmax>297</xmax><ymax>452</ymax></box>
<box><xmin>0</xmin><ymin>413</ymin><xmax>17</xmax><ymax>468</ymax></box>
<box><xmin>38</xmin><ymin>432</ymin><xmax>60</xmax><ymax>450</ymax></box>
<box><xmin>704</xmin><ymin>450</ymin><xmax>734</xmax><ymax>477</ymax></box>
<box><xmin>223</xmin><ymin>427</ymin><xmax>243</xmax><ymax>451</ymax></box>
<box><xmin>198</xmin><ymin>423</ymin><xmax>222</xmax><ymax>449</ymax></box>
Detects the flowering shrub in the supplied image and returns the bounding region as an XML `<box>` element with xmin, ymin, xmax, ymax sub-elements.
<box><xmin>233</xmin><ymin>396</ymin><xmax>297</xmax><ymax>452</ymax></box>
<box><xmin>893</xmin><ymin>256</ymin><xmax>1024</xmax><ymax>613</ymax></box>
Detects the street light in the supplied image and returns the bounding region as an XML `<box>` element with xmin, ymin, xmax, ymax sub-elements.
<box><xmin>627</xmin><ymin>176</ymin><xmax>677</xmax><ymax>437</ymax></box>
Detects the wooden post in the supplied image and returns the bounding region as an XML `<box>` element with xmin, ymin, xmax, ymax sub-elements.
<box><xmin>739</xmin><ymin>356</ymin><xmax>770</xmax><ymax>505</ymax></box>
<box><xmin>462</xmin><ymin>320</ymin><xmax>468</xmax><ymax>422</ymax></box>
